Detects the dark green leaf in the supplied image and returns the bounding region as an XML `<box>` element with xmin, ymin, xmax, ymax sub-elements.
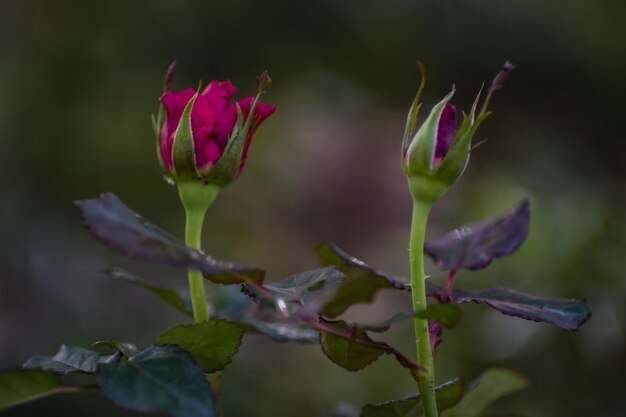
<box><xmin>317</xmin><ymin>242</ymin><xmax>440</xmax><ymax>317</ymax></box>
<box><xmin>97</xmin><ymin>345</ymin><xmax>216</xmax><ymax>417</ymax></box>
<box><xmin>92</xmin><ymin>341</ymin><xmax>140</xmax><ymax>358</ymax></box>
<box><xmin>23</xmin><ymin>344</ymin><xmax>120</xmax><ymax>375</ymax></box>
<box><xmin>156</xmin><ymin>320</ymin><xmax>244</xmax><ymax>373</ymax></box>
<box><xmin>76</xmin><ymin>193</ymin><xmax>264</xmax><ymax>284</ymax></box>
<box><xmin>425</xmin><ymin>200</ymin><xmax>529</xmax><ymax>271</ymax></box>
<box><xmin>361</xmin><ymin>377</ymin><xmax>465</xmax><ymax>417</ymax></box>
<box><xmin>104</xmin><ymin>268</ymin><xmax>192</xmax><ymax>317</ymax></box>
<box><xmin>319</xmin><ymin>320</ymin><xmax>384</xmax><ymax>371</ymax></box>
<box><xmin>452</xmin><ymin>287</ymin><xmax>591</xmax><ymax>331</ymax></box>
<box><xmin>441</xmin><ymin>368</ymin><xmax>529</xmax><ymax>417</ymax></box>
<box><xmin>0</xmin><ymin>370</ymin><xmax>74</xmax><ymax>411</ymax></box>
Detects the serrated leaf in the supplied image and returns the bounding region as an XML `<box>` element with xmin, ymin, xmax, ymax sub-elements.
<box><xmin>425</xmin><ymin>200</ymin><xmax>529</xmax><ymax>271</ymax></box>
<box><xmin>76</xmin><ymin>193</ymin><xmax>264</xmax><ymax>284</ymax></box>
<box><xmin>243</xmin><ymin>267</ymin><xmax>346</xmax><ymax>317</ymax></box>
<box><xmin>92</xmin><ymin>341</ymin><xmax>140</xmax><ymax>358</ymax></box>
<box><xmin>23</xmin><ymin>344</ymin><xmax>120</xmax><ymax>375</ymax></box>
<box><xmin>316</xmin><ymin>242</ymin><xmax>440</xmax><ymax>317</ymax></box>
<box><xmin>318</xmin><ymin>319</ymin><xmax>424</xmax><ymax>378</ymax></box>
<box><xmin>361</xmin><ymin>377</ymin><xmax>465</xmax><ymax>417</ymax></box>
<box><xmin>441</xmin><ymin>368</ymin><xmax>529</xmax><ymax>417</ymax></box>
<box><xmin>452</xmin><ymin>287</ymin><xmax>591</xmax><ymax>331</ymax></box>
<box><xmin>105</xmin><ymin>268</ymin><xmax>193</xmax><ymax>317</ymax></box>
<box><xmin>156</xmin><ymin>320</ymin><xmax>244</xmax><ymax>374</ymax></box>
<box><xmin>0</xmin><ymin>370</ymin><xmax>74</xmax><ymax>411</ymax></box>
<box><xmin>97</xmin><ymin>345</ymin><xmax>216</xmax><ymax>417</ymax></box>
<box><xmin>319</xmin><ymin>320</ymin><xmax>384</xmax><ymax>371</ymax></box>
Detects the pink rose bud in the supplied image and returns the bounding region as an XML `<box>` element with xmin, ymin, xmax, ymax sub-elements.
<box><xmin>402</xmin><ymin>62</ymin><xmax>514</xmax><ymax>204</ymax></box>
<box><xmin>155</xmin><ymin>67</ymin><xmax>276</xmax><ymax>187</ymax></box>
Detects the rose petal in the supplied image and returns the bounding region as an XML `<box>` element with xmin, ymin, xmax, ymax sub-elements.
<box><xmin>202</xmin><ymin>80</ymin><xmax>237</xmax><ymax>114</ymax></box>
<box><xmin>433</xmin><ymin>103</ymin><xmax>457</xmax><ymax>166</ymax></box>
<box><xmin>160</xmin><ymin>89</ymin><xmax>196</xmax><ymax>170</ymax></box>
<box><xmin>190</xmin><ymin>94</ymin><xmax>218</xmax><ymax>171</ymax></box>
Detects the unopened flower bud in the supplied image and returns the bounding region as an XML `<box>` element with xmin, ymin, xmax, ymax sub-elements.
<box><xmin>154</xmin><ymin>65</ymin><xmax>276</xmax><ymax>189</ymax></box>
<box><xmin>402</xmin><ymin>62</ymin><xmax>513</xmax><ymax>204</ymax></box>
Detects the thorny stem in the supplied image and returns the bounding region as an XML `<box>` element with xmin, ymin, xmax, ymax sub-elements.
<box><xmin>410</xmin><ymin>200</ymin><xmax>439</xmax><ymax>417</ymax></box>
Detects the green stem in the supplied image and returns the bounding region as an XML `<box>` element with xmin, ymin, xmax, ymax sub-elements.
<box><xmin>185</xmin><ymin>206</ymin><xmax>209</xmax><ymax>322</ymax></box>
<box><xmin>178</xmin><ymin>181</ymin><xmax>219</xmax><ymax>323</ymax></box>
<box><xmin>178</xmin><ymin>181</ymin><xmax>222</xmax><ymax>416</ymax></box>
<box><xmin>409</xmin><ymin>199</ymin><xmax>438</xmax><ymax>417</ymax></box>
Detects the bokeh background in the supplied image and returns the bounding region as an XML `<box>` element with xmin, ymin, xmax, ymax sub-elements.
<box><xmin>1</xmin><ymin>1</ymin><xmax>625</xmax><ymax>416</ymax></box>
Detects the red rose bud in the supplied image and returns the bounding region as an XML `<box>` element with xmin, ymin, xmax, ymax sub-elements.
<box><xmin>403</xmin><ymin>62</ymin><xmax>514</xmax><ymax>204</ymax></box>
<box><xmin>156</xmin><ymin>69</ymin><xmax>276</xmax><ymax>187</ymax></box>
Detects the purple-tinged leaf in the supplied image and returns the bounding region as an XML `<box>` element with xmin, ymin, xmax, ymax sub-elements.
<box><xmin>425</xmin><ymin>200</ymin><xmax>529</xmax><ymax>271</ymax></box>
<box><xmin>451</xmin><ymin>287</ymin><xmax>591</xmax><ymax>331</ymax></box>
<box><xmin>316</xmin><ymin>242</ymin><xmax>440</xmax><ymax>316</ymax></box>
<box><xmin>361</xmin><ymin>377</ymin><xmax>465</xmax><ymax>417</ymax></box>
<box><xmin>76</xmin><ymin>193</ymin><xmax>264</xmax><ymax>284</ymax></box>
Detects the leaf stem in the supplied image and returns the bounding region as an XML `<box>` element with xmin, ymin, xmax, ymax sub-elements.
<box><xmin>409</xmin><ymin>199</ymin><xmax>439</xmax><ymax>417</ymax></box>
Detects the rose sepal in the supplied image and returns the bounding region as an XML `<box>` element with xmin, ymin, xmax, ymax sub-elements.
<box><xmin>171</xmin><ymin>92</ymin><xmax>200</xmax><ymax>180</ymax></box>
<box><xmin>403</xmin><ymin>89</ymin><xmax>455</xmax><ymax>178</ymax></box>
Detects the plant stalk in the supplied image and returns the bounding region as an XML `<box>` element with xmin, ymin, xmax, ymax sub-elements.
<box><xmin>409</xmin><ymin>199</ymin><xmax>438</xmax><ymax>417</ymax></box>
<box><xmin>178</xmin><ymin>181</ymin><xmax>222</xmax><ymax>415</ymax></box>
<box><xmin>184</xmin><ymin>205</ymin><xmax>209</xmax><ymax>322</ymax></box>
<box><xmin>178</xmin><ymin>181</ymin><xmax>220</xmax><ymax>323</ymax></box>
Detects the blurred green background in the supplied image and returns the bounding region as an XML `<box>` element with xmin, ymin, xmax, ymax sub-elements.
<box><xmin>1</xmin><ymin>1</ymin><xmax>625</xmax><ymax>416</ymax></box>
